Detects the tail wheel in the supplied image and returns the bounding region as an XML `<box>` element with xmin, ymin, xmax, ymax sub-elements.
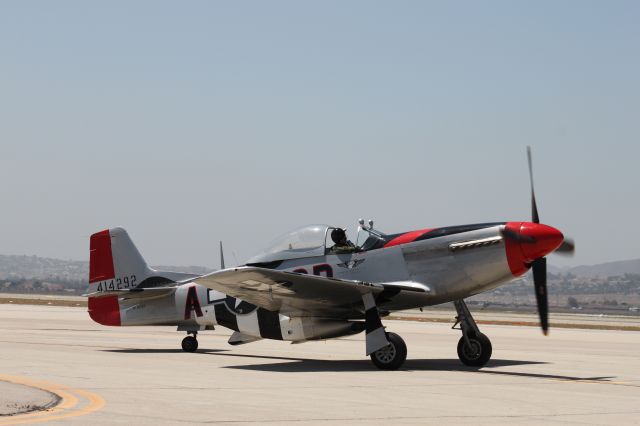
<box><xmin>370</xmin><ymin>332</ymin><xmax>407</xmax><ymax>370</ymax></box>
<box><xmin>457</xmin><ymin>333</ymin><xmax>492</xmax><ymax>367</ymax></box>
<box><xmin>181</xmin><ymin>335</ymin><xmax>198</xmax><ymax>352</ymax></box>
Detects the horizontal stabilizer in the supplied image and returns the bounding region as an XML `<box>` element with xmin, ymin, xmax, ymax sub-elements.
<box><xmin>83</xmin><ymin>287</ymin><xmax>176</xmax><ymax>299</ymax></box>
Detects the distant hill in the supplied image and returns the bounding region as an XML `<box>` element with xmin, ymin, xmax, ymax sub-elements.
<box><xmin>563</xmin><ymin>259</ymin><xmax>640</xmax><ymax>278</ymax></box>
<box><xmin>0</xmin><ymin>254</ymin><xmax>86</xmax><ymax>281</ymax></box>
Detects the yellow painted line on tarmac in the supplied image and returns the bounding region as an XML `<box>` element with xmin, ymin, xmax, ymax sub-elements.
<box><xmin>5</xmin><ymin>389</ymin><xmax>78</xmax><ymax>421</ymax></box>
<box><xmin>0</xmin><ymin>375</ymin><xmax>105</xmax><ymax>425</ymax></box>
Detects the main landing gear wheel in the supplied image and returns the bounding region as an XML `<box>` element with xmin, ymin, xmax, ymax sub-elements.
<box><xmin>457</xmin><ymin>332</ymin><xmax>492</xmax><ymax>367</ymax></box>
<box><xmin>370</xmin><ymin>332</ymin><xmax>407</xmax><ymax>370</ymax></box>
<box><xmin>453</xmin><ymin>299</ymin><xmax>492</xmax><ymax>368</ymax></box>
<box><xmin>181</xmin><ymin>335</ymin><xmax>198</xmax><ymax>352</ymax></box>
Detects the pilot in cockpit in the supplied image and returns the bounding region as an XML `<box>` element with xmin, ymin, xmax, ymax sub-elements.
<box><xmin>329</xmin><ymin>228</ymin><xmax>358</xmax><ymax>254</ymax></box>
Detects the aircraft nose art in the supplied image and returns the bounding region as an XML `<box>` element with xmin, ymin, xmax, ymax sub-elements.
<box><xmin>504</xmin><ymin>222</ymin><xmax>564</xmax><ymax>276</ymax></box>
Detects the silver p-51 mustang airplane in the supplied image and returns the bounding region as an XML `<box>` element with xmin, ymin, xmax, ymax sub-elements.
<box><xmin>86</xmin><ymin>149</ymin><xmax>574</xmax><ymax>369</ymax></box>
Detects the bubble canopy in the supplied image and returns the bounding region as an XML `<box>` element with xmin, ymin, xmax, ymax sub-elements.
<box><xmin>246</xmin><ymin>224</ymin><xmax>331</xmax><ymax>264</ymax></box>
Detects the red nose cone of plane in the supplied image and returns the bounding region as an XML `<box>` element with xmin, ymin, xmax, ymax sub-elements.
<box><xmin>504</xmin><ymin>222</ymin><xmax>564</xmax><ymax>276</ymax></box>
<box><xmin>519</xmin><ymin>222</ymin><xmax>564</xmax><ymax>261</ymax></box>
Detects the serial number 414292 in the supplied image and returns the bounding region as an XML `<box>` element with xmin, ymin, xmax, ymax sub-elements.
<box><xmin>96</xmin><ymin>275</ymin><xmax>137</xmax><ymax>292</ymax></box>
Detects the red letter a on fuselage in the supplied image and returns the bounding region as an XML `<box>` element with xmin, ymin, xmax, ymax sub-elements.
<box><xmin>184</xmin><ymin>286</ymin><xmax>203</xmax><ymax>320</ymax></box>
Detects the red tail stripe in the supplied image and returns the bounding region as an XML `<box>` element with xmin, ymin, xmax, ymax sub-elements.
<box><xmin>384</xmin><ymin>229</ymin><xmax>434</xmax><ymax>248</ymax></box>
<box><xmin>87</xmin><ymin>296</ymin><xmax>121</xmax><ymax>326</ymax></box>
<box><xmin>89</xmin><ymin>229</ymin><xmax>115</xmax><ymax>283</ymax></box>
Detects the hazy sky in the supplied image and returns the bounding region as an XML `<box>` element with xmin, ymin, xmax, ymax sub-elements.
<box><xmin>1</xmin><ymin>1</ymin><xmax>638</xmax><ymax>268</ymax></box>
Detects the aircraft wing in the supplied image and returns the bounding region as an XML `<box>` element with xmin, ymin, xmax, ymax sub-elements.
<box><xmin>194</xmin><ymin>267</ymin><xmax>423</xmax><ymax>318</ymax></box>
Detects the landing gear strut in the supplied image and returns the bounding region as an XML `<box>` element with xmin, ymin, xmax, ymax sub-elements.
<box><xmin>453</xmin><ymin>300</ymin><xmax>492</xmax><ymax>367</ymax></box>
<box><xmin>362</xmin><ymin>292</ymin><xmax>408</xmax><ymax>370</ymax></box>
<box><xmin>181</xmin><ymin>331</ymin><xmax>198</xmax><ymax>352</ymax></box>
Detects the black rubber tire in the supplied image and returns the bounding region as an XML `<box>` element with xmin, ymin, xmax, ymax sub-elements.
<box><xmin>457</xmin><ymin>332</ymin><xmax>492</xmax><ymax>367</ymax></box>
<box><xmin>370</xmin><ymin>332</ymin><xmax>407</xmax><ymax>370</ymax></box>
<box><xmin>181</xmin><ymin>336</ymin><xmax>198</xmax><ymax>352</ymax></box>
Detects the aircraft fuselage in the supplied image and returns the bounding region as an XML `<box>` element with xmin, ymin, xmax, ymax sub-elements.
<box><xmin>89</xmin><ymin>221</ymin><xmax>561</xmax><ymax>343</ymax></box>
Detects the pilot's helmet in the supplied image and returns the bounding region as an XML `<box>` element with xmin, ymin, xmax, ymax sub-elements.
<box><xmin>331</xmin><ymin>228</ymin><xmax>347</xmax><ymax>244</ymax></box>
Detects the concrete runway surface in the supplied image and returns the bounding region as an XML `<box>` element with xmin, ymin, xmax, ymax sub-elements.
<box><xmin>0</xmin><ymin>305</ymin><xmax>638</xmax><ymax>425</ymax></box>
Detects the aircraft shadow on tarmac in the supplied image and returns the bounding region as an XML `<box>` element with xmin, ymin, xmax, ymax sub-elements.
<box><xmin>101</xmin><ymin>349</ymin><xmax>616</xmax><ymax>382</ymax></box>
<box><xmin>104</xmin><ymin>348</ymin><xmax>227</xmax><ymax>354</ymax></box>
<box><xmin>220</xmin><ymin>356</ymin><xmax>545</xmax><ymax>373</ymax></box>
<box><xmin>226</xmin><ymin>358</ymin><xmax>616</xmax><ymax>382</ymax></box>
<box><xmin>220</xmin><ymin>355</ymin><xmax>615</xmax><ymax>382</ymax></box>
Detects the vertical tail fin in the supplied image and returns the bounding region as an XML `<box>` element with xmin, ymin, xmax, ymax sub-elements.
<box><xmin>88</xmin><ymin>227</ymin><xmax>152</xmax><ymax>294</ymax></box>
<box><xmin>88</xmin><ymin>227</ymin><xmax>198</xmax><ymax>295</ymax></box>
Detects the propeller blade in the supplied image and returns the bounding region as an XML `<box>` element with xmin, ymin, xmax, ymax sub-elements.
<box><xmin>531</xmin><ymin>257</ymin><xmax>549</xmax><ymax>335</ymax></box>
<box><xmin>527</xmin><ymin>146</ymin><xmax>540</xmax><ymax>224</ymax></box>
<box><xmin>554</xmin><ymin>237</ymin><xmax>575</xmax><ymax>254</ymax></box>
